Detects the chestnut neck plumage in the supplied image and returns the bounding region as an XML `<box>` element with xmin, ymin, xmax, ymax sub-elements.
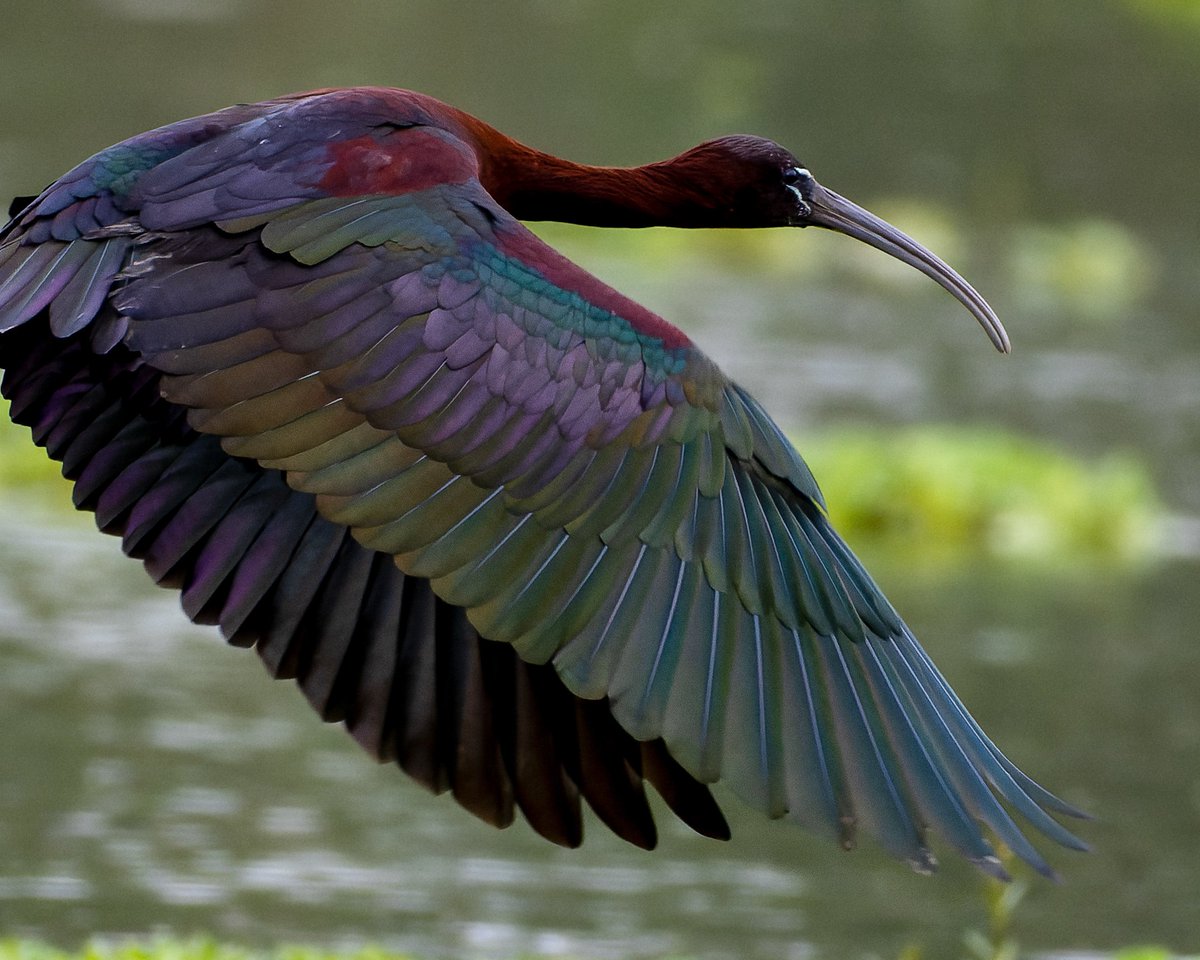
<box><xmin>453</xmin><ymin>113</ymin><xmax>749</xmax><ymax>229</ymax></box>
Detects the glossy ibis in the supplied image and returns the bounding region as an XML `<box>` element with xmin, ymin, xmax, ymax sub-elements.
<box><xmin>0</xmin><ymin>87</ymin><xmax>1086</xmax><ymax>878</ymax></box>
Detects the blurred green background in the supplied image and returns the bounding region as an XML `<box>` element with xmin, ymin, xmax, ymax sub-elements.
<box><xmin>0</xmin><ymin>1</ymin><xmax>1198</xmax><ymax>958</ymax></box>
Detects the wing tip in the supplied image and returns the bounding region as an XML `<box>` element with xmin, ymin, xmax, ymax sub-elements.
<box><xmin>906</xmin><ymin>848</ymin><xmax>939</xmax><ymax>876</ymax></box>
<box><xmin>973</xmin><ymin>854</ymin><xmax>1013</xmax><ymax>883</ymax></box>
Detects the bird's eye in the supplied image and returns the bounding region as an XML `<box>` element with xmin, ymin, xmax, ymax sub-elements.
<box><xmin>782</xmin><ymin>166</ymin><xmax>813</xmax><ymax>219</ymax></box>
<box><xmin>782</xmin><ymin>166</ymin><xmax>812</xmax><ymax>187</ymax></box>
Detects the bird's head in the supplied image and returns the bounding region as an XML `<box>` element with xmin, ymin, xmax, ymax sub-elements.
<box><xmin>677</xmin><ymin>135</ymin><xmax>1010</xmax><ymax>352</ymax></box>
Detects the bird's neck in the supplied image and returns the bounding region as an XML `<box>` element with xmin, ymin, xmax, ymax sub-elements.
<box><xmin>459</xmin><ymin>118</ymin><xmax>727</xmax><ymax>228</ymax></box>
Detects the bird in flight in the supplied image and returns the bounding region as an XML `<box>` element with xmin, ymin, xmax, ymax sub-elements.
<box><xmin>0</xmin><ymin>87</ymin><xmax>1086</xmax><ymax>880</ymax></box>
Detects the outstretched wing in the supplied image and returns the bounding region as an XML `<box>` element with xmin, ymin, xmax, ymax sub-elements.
<box><xmin>0</xmin><ymin>87</ymin><xmax>1085</xmax><ymax>875</ymax></box>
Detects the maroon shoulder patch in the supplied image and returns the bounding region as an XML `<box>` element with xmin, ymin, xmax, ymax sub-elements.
<box><xmin>318</xmin><ymin>128</ymin><xmax>478</xmax><ymax>197</ymax></box>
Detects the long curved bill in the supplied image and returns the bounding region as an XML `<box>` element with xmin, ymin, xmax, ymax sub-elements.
<box><xmin>804</xmin><ymin>181</ymin><xmax>1010</xmax><ymax>353</ymax></box>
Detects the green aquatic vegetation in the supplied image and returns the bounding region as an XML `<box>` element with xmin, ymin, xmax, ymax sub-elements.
<box><xmin>800</xmin><ymin>426</ymin><xmax>1159</xmax><ymax>563</ymax></box>
<box><xmin>900</xmin><ymin>865</ymin><xmax>1195</xmax><ymax>960</ymax></box>
<box><xmin>1112</xmin><ymin>951</ymin><xmax>1200</xmax><ymax>960</ymax></box>
<box><xmin>1009</xmin><ymin>219</ymin><xmax>1158</xmax><ymax>323</ymax></box>
<box><xmin>962</xmin><ymin>863</ymin><xmax>1028</xmax><ymax>960</ymax></box>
